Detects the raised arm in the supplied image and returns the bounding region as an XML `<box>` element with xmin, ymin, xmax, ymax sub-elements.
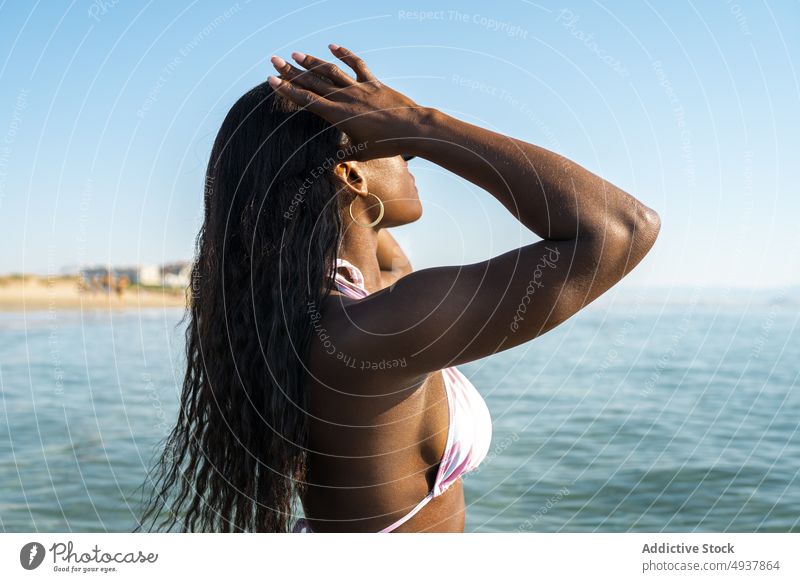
<box><xmin>410</xmin><ymin>109</ymin><xmax>658</xmax><ymax>246</ymax></box>
<box><xmin>269</xmin><ymin>46</ymin><xmax>660</xmax><ymax>384</ymax></box>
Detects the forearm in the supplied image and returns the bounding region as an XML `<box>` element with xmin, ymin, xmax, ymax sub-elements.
<box><xmin>409</xmin><ymin>108</ymin><xmax>655</xmax><ymax>242</ymax></box>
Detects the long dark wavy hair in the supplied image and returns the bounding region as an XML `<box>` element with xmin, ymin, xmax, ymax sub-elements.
<box><xmin>135</xmin><ymin>81</ymin><xmax>347</xmax><ymax>532</ymax></box>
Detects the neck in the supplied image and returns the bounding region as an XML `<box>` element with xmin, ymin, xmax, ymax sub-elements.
<box><xmin>337</xmin><ymin>224</ymin><xmax>381</xmax><ymax>293</ymax></box>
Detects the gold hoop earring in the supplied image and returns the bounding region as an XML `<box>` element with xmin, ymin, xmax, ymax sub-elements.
<box><xmin>348</xmin><ymin>192</ymin><xmax>385</xmax><ymax>228</ymax></box>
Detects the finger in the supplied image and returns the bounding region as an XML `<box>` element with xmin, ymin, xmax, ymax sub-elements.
<box><xmin>328</xmin><ymin>44</ymin><xmax>376</xmax><ymax>83</ymax></box>
<box><xmin>271</xmin><ymin>55</ymin><xmax>336</xmax><ymax>98</ymax></box>
<box><xmin>291</xmin><ymin>51</ymin><xmax>354</xmax><ymax>87</ymax></box>
<box><xmin>267</xmin><ymin>76</ymin><xmax>330</xmax><ymax>115</ymax></box>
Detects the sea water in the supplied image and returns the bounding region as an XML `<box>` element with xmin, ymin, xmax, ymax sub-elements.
<box><xmin>1</xmin><ymin>298</ymin><xmax>797</xmax><ymax>532</ymax></box>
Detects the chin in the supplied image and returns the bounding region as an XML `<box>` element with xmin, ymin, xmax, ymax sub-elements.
<box><xmin>385</xmin><ymin>199</ymin><xmax>423</xmax><ymax>226</ymax></box>
<box><xmin>398</xmin><ymin>205</ymin><xmax>423</xmax><ymax>225</ymax></box>
<box><xmin>406</xmin><ymin>198</ymin><xmax>423</xmax><ymax>223</ymax></box>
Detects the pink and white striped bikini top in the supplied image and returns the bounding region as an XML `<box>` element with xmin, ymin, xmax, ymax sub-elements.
<box><xmin>292</xmin><ymin>258</ymin><xmax>493</xmax><ymax>533</ymax></box>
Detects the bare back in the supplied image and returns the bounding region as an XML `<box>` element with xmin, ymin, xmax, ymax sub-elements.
<box><xmin>300</xmin><ymin>293</ymin><xmax>464</xmax><ymax>532</ymax></box>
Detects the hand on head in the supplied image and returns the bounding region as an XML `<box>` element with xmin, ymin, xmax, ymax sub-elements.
<box><xmin>268</xmin><ymin>45</ymin><xmax>426</xmax><ymax>163</ymax></box>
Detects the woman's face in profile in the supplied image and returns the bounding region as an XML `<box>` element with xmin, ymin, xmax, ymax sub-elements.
<box><xmin>357</xmin><ymin>154</ymin><xmax>422</xmax><ymax>227</ymax></box>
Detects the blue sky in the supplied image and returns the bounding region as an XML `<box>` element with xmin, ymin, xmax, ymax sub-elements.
<box><xmin>0</xmin><ymin>0</ymin><xmax>797</xmax><ymax>289</ymax></box>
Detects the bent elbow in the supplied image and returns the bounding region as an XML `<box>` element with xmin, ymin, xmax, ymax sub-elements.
<box><xmin>578</xmin><ymin>201</ymin><xmax>660</xmax><ymax>277</ymax></box>
<box><xmin>602</xmin><ymin>203</ymin><xmax>660</xmax><ymax>268</ymax></box>
<box><xmin>634</xmin><ymin>204</ymin><xmax>661</xmax><ymax>252</ymax></box>
<box><xmin>623</xmin><ymin>204</ymin><xmax>660</xmax><ymax>269</ymax></box>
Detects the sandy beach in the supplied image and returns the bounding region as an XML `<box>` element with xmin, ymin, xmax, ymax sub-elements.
<box><xmin>0</xmin><ymin>275</ymin><xmax>186</xmax><ymax>311</ymax></box>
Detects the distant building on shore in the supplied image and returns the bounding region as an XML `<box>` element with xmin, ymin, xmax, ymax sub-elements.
<box><xmin>161</xmin><ymin>262</ymin><xmax>191</xmax><ymax>288</ymax></box>
<box><xmin>138</xmin><ymin>265</ymin><xmax>162</xmax><ymax>286</ymax></box>
<box><xmin>79</xmin><ymin>261</ymin><xmax>190</xmax><ymax>288</ymax></box>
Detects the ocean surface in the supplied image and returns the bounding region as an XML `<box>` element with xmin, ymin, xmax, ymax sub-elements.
<box><xmin>1</xmin><ymin>297</ymin><xmax>798</xmax><ymax>532</ymax></box>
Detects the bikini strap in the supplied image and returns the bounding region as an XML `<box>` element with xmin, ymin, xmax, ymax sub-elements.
<box><xmin>332</xmin><ymin>258</ymin><xmax>369</xmax><ymax>298</ymax></box>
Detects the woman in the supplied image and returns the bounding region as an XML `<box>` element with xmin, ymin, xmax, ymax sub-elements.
<box><xmin>137</xmin><ymin>45</ymin><xmax>660</xmax><ymax>533</ymax></box>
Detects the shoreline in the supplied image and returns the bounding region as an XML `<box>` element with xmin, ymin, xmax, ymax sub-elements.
<box><xmin>0</xmin><ymin>275</ymin><xmax>186</xmax><ymax>312</ymax></box>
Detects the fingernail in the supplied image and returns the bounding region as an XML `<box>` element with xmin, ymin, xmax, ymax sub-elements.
<box><xmin>291</xmin><ymin>51</ymin><xmax>306</xmax><ymax>64</ymax></box>
<box><xmin>267</xmin><ymin>76</ymin><xmax>281</xmax><ymax>88</ymax></box>
<box><xmin>270</xmin><ymin>55</ymin><xmax>286</xmax><ymax>68</ymax></box>
<box><xmin>328</xmin><ymin>44</ymin><xmax>339</xmax><ymax>51</ymax></box>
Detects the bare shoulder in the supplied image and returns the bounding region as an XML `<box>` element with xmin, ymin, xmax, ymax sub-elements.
<box><xmin>304</xmin><ymin>293</ymin><xmax>429</xmax><ymax>398</ymax></box>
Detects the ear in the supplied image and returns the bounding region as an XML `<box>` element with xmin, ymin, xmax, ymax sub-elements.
<box><xmin>332</xmin><ymin>161</ymin><xmax>368</xmax><ymax>199</ymax></box>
